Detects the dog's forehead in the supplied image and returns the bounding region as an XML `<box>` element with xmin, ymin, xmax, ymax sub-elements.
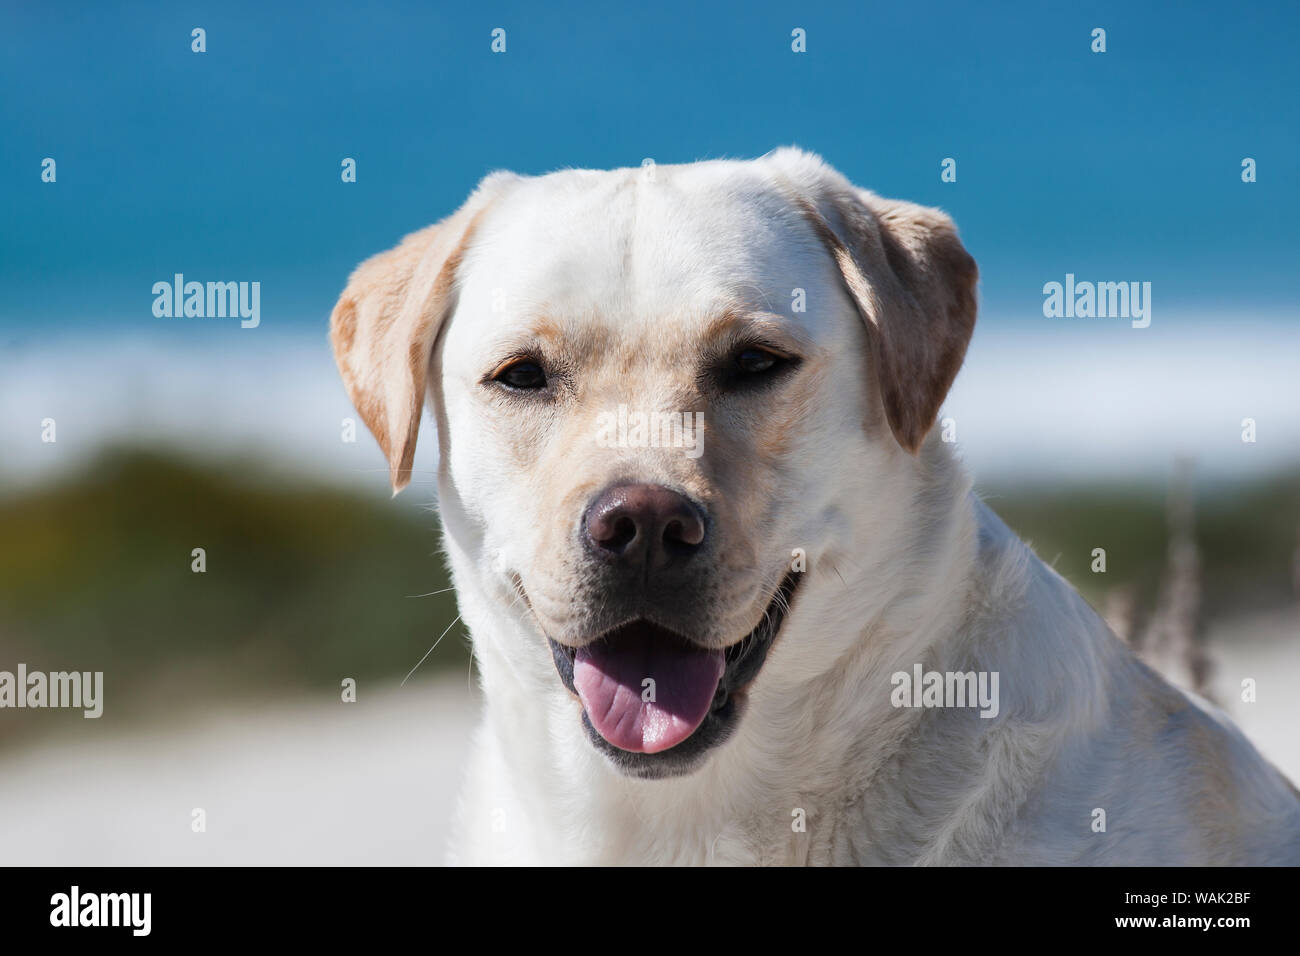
<box><xmin>457</xmin><ymin>161</ymin><xmax>844</xmax><ymax>340</ymax></box>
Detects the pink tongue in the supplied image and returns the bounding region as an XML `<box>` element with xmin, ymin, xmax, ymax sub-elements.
<box><xmin>574</xmin><ymin>627</ymin><xmax>725</xmax><ymax>754</ymax></box>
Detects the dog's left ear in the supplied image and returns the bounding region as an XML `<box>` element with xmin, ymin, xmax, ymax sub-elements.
<box><xmin>329</xmin><ymin>173</ymin><xmax>516</xmax><ymax>492</ymax></box>
<box><xmin>795</xmin><ymin>184</ymin><xmax>978</xmax><ymax>453</ymax></box>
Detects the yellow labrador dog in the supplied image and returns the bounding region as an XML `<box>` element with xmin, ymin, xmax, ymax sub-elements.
<box><xmin>331</xmin><ymin>149</ymin><xmax>1300</xmax><ymax>865</ymax></box>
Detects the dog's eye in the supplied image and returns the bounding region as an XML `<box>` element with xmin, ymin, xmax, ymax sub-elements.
<box><xmin>735</xmin><ymin>348</ymin><xmax>780</xmax><ymax>375</ymax></box>
<box><xmin>494</xmin><ymin>360</ymin><xmax>547</xmax><ymax>390</ymax></box>
<box><xmin>710</xmin><ymin>345</ymin><xmax>797</xmax><ymax>393</ymax></box>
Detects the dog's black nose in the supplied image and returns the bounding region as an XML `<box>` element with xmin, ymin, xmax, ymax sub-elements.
<box><xmin>584</xmin><ymin>483</ymin><xmax>706</xmax><ymax>571</ymax></box>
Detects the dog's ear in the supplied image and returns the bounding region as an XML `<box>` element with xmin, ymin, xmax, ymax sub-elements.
<box><xmin>329</xmin><ymin>174</ymin><xmax>515</xmax><ymax>492</ymax></box>
<box><xmin>794</xmin><ymin>182</ymin><xmax>978</xmax><ymax>453</ymax></box>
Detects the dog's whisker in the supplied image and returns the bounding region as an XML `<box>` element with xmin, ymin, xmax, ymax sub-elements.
<box><xmin>401</xmin><ymin>614</ymin><xmax>463</xmax><ymax>687</ymax></box>
<box><xmin>501</xmin><ymin>586</ymin><xmax>530</xmax><ymax>616</ymax></box>
<box><xmin>406</xmin><ymin>585</ymin><xmax>457</xmax><ymax>598</ymax></box>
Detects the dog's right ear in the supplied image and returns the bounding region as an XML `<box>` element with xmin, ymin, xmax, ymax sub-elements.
<box><xmin>329</xmin><ymin>173</ymin><xmax>516</xmax><ymax>493</ymax></box>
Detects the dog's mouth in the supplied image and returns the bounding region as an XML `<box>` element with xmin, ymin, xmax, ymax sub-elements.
<box><xmin>547</xmin><ymin>571</ymin><xmax>801</xmax><ymax>773</ymax></box>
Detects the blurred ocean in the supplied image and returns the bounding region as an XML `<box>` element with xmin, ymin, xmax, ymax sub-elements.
<box><xmin>2</xmin><ymin>317</ymin><xmax>1297</xmax><ymax>493</ymax></box>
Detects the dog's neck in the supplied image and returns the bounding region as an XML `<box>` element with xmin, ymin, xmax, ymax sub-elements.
<box><xmin>444</xmin><ymin>441</ymin><xmax>1000</xmax><ymax>864</ymax></box>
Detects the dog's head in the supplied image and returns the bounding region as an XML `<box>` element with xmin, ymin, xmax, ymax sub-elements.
<box><xmin>331</xmin><ymin>149</ymin><xmax>977</xmax><ymax>778</ymax></box>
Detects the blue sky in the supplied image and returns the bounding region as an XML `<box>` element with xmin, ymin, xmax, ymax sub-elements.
<box><xmin>2</xmin><ymin>0</ymin><xmax>1298</xmax><ymax>339</ymax></box>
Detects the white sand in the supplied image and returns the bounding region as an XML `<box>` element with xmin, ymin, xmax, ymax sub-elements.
<box><xmin>0</xmin><ymin>611</ymin><xmax>1295</xmax><ymax>865</ymax></box>
<box><xmin>0</xmin><ymin>676</ymin><xmax>480</xmax><ymax>865</ymax></box>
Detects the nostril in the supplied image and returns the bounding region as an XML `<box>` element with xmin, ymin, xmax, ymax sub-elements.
<box><xmin>607</xmin><ymin>515</ymin><xmax>638</xmax><ymax>552</ymax></box>
<box><xmin>671</xmin><ymin>513</ymin><xmax>705</xmax><ymax>547</ymax></box>
<box><xmin>588</xmin><ymin>507</ymin><xmax>641</xmax><ymax>555</ymax></box>
<box><xmin>662</xmin><ymin>517</ymin><xmax>703</xmax><ymax>552</ymax></box>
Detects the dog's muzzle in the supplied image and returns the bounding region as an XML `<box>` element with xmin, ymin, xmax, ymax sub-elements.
<box><xmin>547</xmin><ymin>570</ymin><xmax>801</xmax><ymax>778</ymax></box>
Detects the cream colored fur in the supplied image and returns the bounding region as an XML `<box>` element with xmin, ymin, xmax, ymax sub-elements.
<box><xmin>331</xmin><ymin>149</ymin><xmax>1300</xmax><ymax>865</ymax></box>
